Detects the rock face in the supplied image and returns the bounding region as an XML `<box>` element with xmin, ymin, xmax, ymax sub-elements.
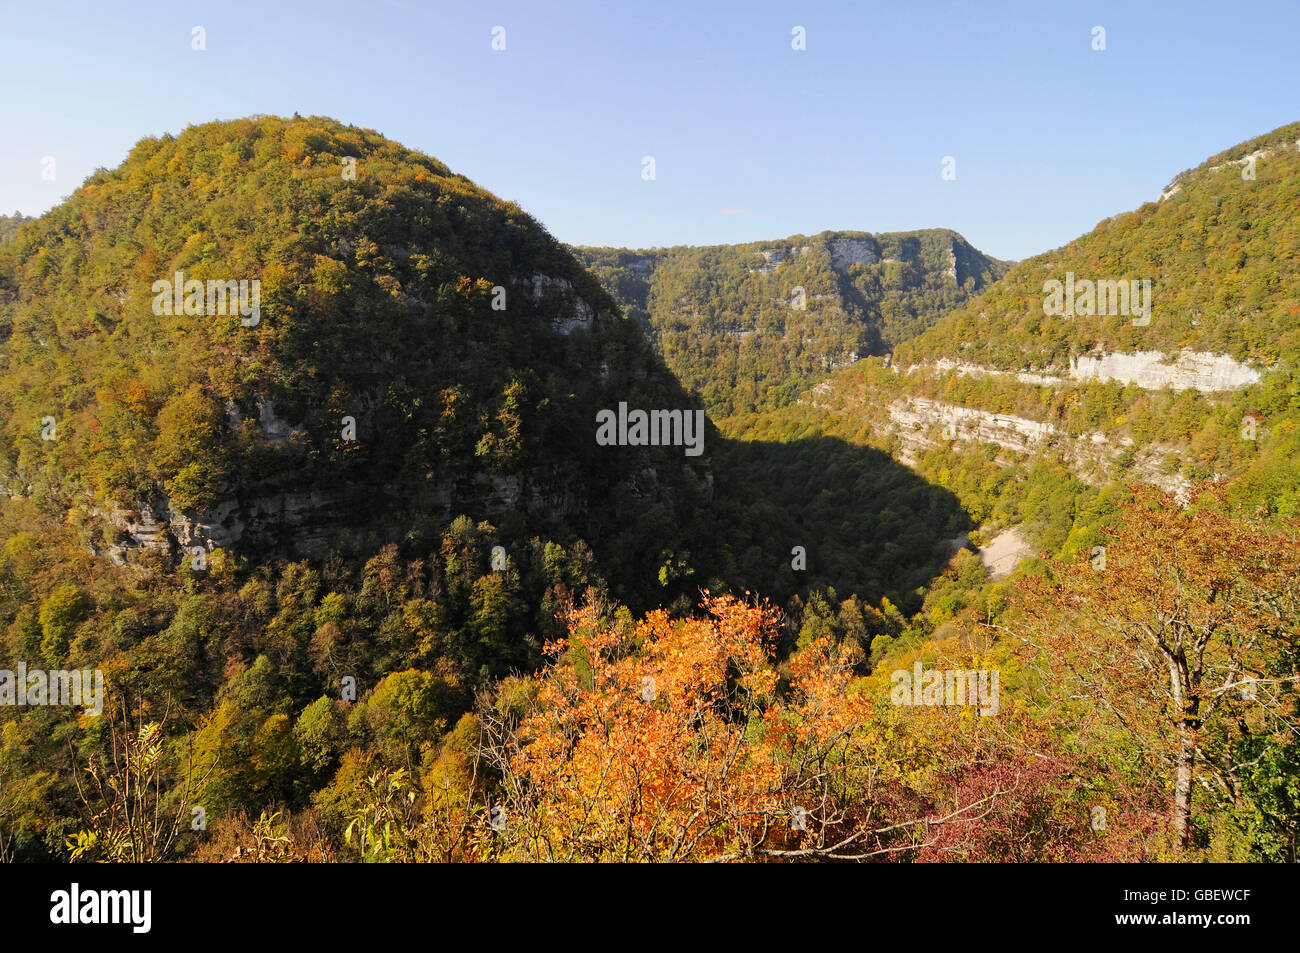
<box><xmin>889</xmin><ymin>396</ymin><xmax>1053</xmax><ymax>452</ymax></box>
<box><xmin>829</xmin><ymin>237</ymin><xmax>880</xmax><ymax>270</ymax></box>
<box><xmin>883</xmin><ymin>396</ymin><xmax>1190</xmax><ymax>495</ymax></box>
<box><xmin>90</xmin><ymin>489</ymin><xmax>358</xmax><ymax>565</ymax></box>
<box><xmin>256</xmin><ymin>398</ymin><xmax>301</xmax><ymax>446</ymax></box>
<box><xmin>529</xmin><ymin>273</ymin><xmax>597</xmax><ymax>334</ymax></box>
<box><xmin>902</xmin><ymin>350</ymin><xmax>1261</xmax><ymax>394</ymax></box>
<box><xmin>754</xmin><ymin>245</ymin><xmax>812</xmax><ymax>274</ymax></box>
<box><xmin>901</xmin><ymin>358</ymin><xmax>1066</xmax><ymax>388</ymax></box>
<box><xmin>1070</xmin><ymin>351</ymin><xmax>1261</xmax><ymax>392</ymax></box>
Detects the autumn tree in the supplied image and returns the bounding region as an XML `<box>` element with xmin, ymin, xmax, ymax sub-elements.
<box><xmin>1010</xmin><ymin>484</ymin><xmax>1300</xmax><ymax>851</ymax></box>
<box><xmin>474</xmin><ymin>592</ymin><xmax>1002</xmax><ymax>861</ymax></box>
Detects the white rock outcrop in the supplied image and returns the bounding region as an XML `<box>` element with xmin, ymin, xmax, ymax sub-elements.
<box><xmin>529</xmin><ymin>273</ymin><xmax>596</xmax><ymax>334</ymax></box>
<box><xmin>884</xmin><ymin>396</ymin><xmax>1189</xmax><ymax>495</ymax></box>
<box><xmin>828</xmin><ymin>238</ymin><xmax>879</xmax><ymax>270</ymax></box>
<box><xmin>904</xmin><ymin>349</ymin><xmax>1261</xmax><ymax>393</ymax></box>
<box><xmin>1069</xmin><ymin>351</ymin><xmax>1260</xmax><ymax>392</ymax></box>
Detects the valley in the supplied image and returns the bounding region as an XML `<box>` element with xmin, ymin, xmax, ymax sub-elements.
<box><xmin>0</xmin><ymin>115</ymin><xmax>1296</xmax><ymax>864</ymax></box>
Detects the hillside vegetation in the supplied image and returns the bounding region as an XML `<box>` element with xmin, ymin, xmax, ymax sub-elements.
<box><xmin>762</xmin><ymin>122</ymin><xmax>1300</xmax><ymax>549</ymax></box>
<box><xmin>0</xmin><ymin>118</ymin><xmax>973</xmax><ymax>861</ymax></box>
<box><xmin>900</xmin><ymin>122</ymin><xmax>1300</xmax><ymax>370</ymax></box>
<box><xmin>0</xmin><ymin>117</ymin><xmax>1295</xmax><ymax>864</ymax></box>
<box><xmin>577</xmin><ymin>229</ymin><xmax>1007</xmax><ymax>419</ymax></box>
<box><xmin>0</xmin><ymin>116</ymin><xmax>720</xmax><ymax>606</ymax></box>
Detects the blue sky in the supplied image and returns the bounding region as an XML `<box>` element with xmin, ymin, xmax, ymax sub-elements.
<box><xmin>1</xmin><ymin>0</ymin><xmax>1297</xmax><ymax>260</ymax></box>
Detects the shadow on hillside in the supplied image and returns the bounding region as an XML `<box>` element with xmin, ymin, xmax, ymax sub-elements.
<box><xmin>704</xmin><ymin>433</ymin><xmax>971</xmax><ymax>614</ymax></box>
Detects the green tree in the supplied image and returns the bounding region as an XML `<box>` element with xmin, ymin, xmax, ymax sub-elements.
<box><xmin>38</xmin><ymin>584</ymin><xmax>88</xmax><ymax>665</ymax></box>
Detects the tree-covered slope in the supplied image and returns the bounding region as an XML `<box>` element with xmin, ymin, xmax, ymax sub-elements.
<box><xmin>752</xmin><ymin>122</ymin><xmax>1300</xmax><ymax>554</ymax></box>
<box><xmin>0</xmin><ymin>116</ymin><xmax>711</xmax><ymax>604</ymax></box>
<box><xmin>0</xmin><ymin>214</ymin><xmax>29</xmax><ymax>244</ymax></box>
<box><xmin>896</xmin><ymin>121</ymin><xmax>1300</xmax><ymax>371</ymax></box>
<box><xmin>576</xmin><ymin>229</ymin><xmax>1007</xmax><ymax>419</ymax></box>
<box><xmin>2</xmin><ymin>116</ymin><xmax>1295</xmax><ymax>865</ymax></box>
<box><xmin>0</xmin><ymin>119</ymin><xmax>979</xmax><ymax>860</ymax></box>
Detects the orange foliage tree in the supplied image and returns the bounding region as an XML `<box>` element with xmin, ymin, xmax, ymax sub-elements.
<box><xmin>475</xmin><ymin>593</ymin><xmax>1002</xmax><ymax>862</ymax></box>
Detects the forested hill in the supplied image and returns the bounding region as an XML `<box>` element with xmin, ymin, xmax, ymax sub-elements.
<box><xmin>575</xmin><ymin>229</ymin><xmax>1008</xmax><ymax>420</ymax></box>
<box><xmin>0</xmin><ymin>118</ymin><xmax>981</xmax><ymax>860</ymax></box>
<box><xmin>896</xmin><ymin>121</ymin><xmax>1300</xmax><ymax>371</ymax></box>
<box><xmin>1</xmin><ymin>115</ymin><xmax>1296</xmax><ymax>865</ymax></box>
<box><xmin>0</xmin><ymin>115</ymin><xmax>714</xmax><ymax>607</ymax></box>
<box><xmin>739</xmin><ymin>121</ymin><xmax>1300</xmax><ymax>558</ymax></box>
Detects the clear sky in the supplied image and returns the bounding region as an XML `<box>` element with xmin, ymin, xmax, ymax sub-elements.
<box><xmin>1</xmin><ymin>0</ymin><xmax>1297</xmax><ymax>261</ymax></box>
